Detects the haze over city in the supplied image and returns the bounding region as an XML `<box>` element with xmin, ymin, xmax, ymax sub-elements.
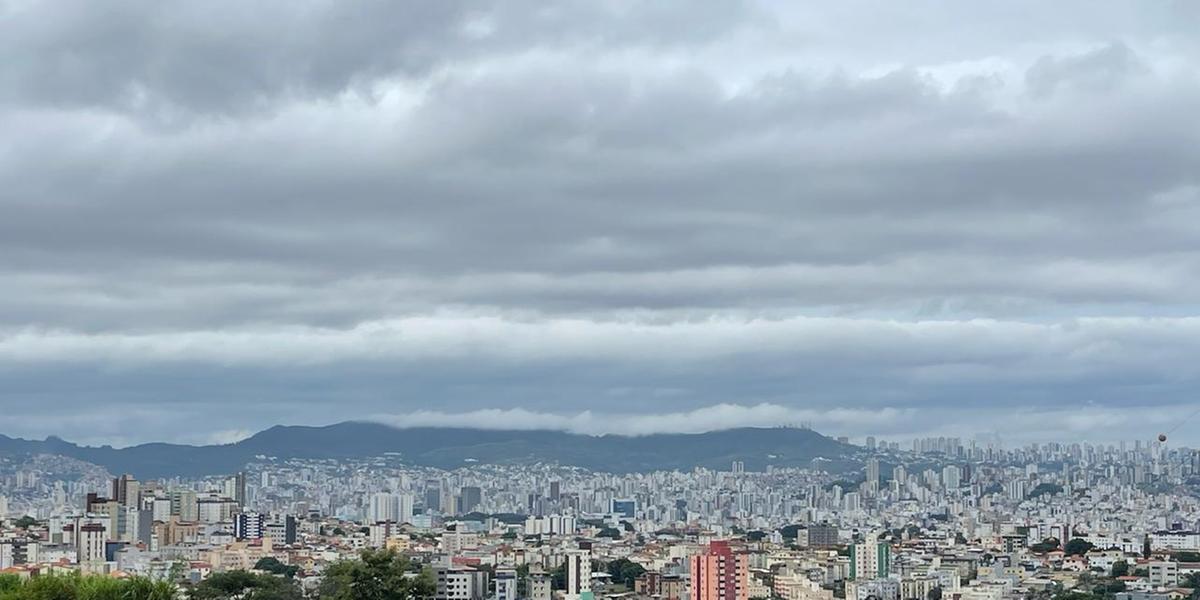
<box><xmin>3</xmin><ymin>1</ymin><xmax>1200</xmax><ymax>449</ymax></box>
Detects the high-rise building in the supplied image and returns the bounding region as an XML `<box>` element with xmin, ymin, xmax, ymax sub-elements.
<box><xmin>112</xmin><ymin>475</ymin><xmax>140</xmax><ymax>508</ymax></box>
<box><xmin>222</xmin><ymin>474</ymin><xmax>247</xmax><ymax>507</ymax></box>
<box><xmin>495</xmin><ymin>569</ymin><xmax>518</xmax><ymax>600</ymax></box>
<box><xmin>264</xmin><ymin>514</ymin><xmax>298</xmax><ymax>545</ymax></box>
<box><xmin>234</xmin><ymin>513</ymin><xmax>266</xmax><ymax>540</ymax></box>
<box><xmin>0</xmin><ymin>538</ymin><xmax>38</xmax><ymax>569</ymax></box>
<box><xmin>690</xmin><ymin>540</ymin><xmax>748</xmax><ymax>600</ymax></box>
<box><xmin>564</xmin><ymin>546</ymin><xmax>594</xmax><ymax>600</ymax></box>
<box><xmin>369</xmin><ymin>493</ymin><xmax>414</xmax><ymax>524</ymax></box>
<box><xmin>459</xmin><ymin>486</ymin><xmax>482</xmax><ymax>514</ymax></box>
<box><xmin>171</xmin><ymin>490</ymin><xmax>198</xmax><ymax>522</ymax></box>
<box><xmin>866</xmin><ymin>458</ymin><xmax>881</xmax><ymax>485</ymax></box>
<box><xmin>942</xmin><ymin>465</ymin><xmax>961</xmax><ymax>489</ymax></box>
<box><xmin>806</xmin><ymin>524</ymin><xmax>839</xmax><ymax>548</ymax></box>
<box><xmin>611</xmin><ymin>498</ymin><xmax>636</xmax><ymax>518</ymax></box>
<box><xmin>849</xmin><ymin>534</ymin><xmax>891</xmax><ymax>581</ymax></box>
<box><xmin>77</xmin><ymin>523</ymin><xmax>106</xmax><ymax>564</ymax></box>
<box><xmin>527</xmin><ymin>566</ymin><xmax>552</xmax><ymax>600</ymax></box>
<box><xmin>435</xmin><ymin>566</ymin><xmax>488</xmax><ymax>600</ymax></box>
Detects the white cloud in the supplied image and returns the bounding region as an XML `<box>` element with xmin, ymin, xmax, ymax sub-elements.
<box><xmin>370</xmin><ymin>403</ymin><xmax>914</xmax><ymax>436</ymax></box>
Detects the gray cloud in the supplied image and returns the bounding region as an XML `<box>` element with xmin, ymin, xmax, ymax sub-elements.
<box><xmin>2</xmin><ymin>2</ymin><xmax>1200</xmax><ymax>447</ymax></box>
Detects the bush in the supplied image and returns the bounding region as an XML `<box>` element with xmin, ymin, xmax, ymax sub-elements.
<box><xmin>0</xmin><ymin>573</ymin><xmax>175</xmax><ymax>600</ymax></box>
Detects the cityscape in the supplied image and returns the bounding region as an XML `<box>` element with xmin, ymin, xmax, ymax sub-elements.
<box><xmin>4</xmin><ymin>1</ymin><xmax>1200</xmax><ymax>600</ymax></box>
<box><xmin>3</xmin><ymin>427</ymin><xmax>1200</xmax><ymax>600</ymax></box>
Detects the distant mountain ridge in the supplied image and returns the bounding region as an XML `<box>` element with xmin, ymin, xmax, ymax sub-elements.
<box><xmin>0</xmin><ymin>423</ymin><xmax>856</xmax><ymax>478</ymax></box>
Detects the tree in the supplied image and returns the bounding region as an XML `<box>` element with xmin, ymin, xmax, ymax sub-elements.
<box><xmin>319</xmin><ymin>548</ymin><xmax>434</xmax><ymax>600</ymax></box>
<box><xmin>1182</xmin><ymin>572</ymin><xmax>1200</xmax><ymax>589</ymax></box>
<box><xmin>927</xmin><ymin>587</ymin><xmax>943</xmax><ymax>600</ymax></box>
<box><xmin>189</xmin><ymin>571</ymin><xmax>302</xmax><ymax>600</ymax></box>
<box><xmin>551</xmin><ymin>564</ymin><xmax>567</xmax><ymax>590</ymax></box>
<box><xmin>1028</xmin><ymin>483</ymin><xmax>1064</xmax><ymax>499</ymax></box>
<box><xmin>1111</xmin><ymin>561</ymin><xmax>1129</xmax><ymax>578</ymax></box>
<box><xmin>1030</xmin><ymin>538</ymin><xmax>1061</xmax><ymax>554</ymax></box>
<box><xmin>254</xmin><ymin>557</ymin><xmax>300</xmax><ymax>579</ymax></box>
<box><xmin>598</xmin><ymin>527</ymin><xmax>622</xmax><ymax>539</ymax></box>
<box><xmin>779</xmin><ymin>524</ymin><xmax>804</xmax><ymax>540</ymax></box>
<box><xmin>1063</xmin><ymin>538</ymin><xmax>1095</xmax><ymax>556</ymax></box>
<box><xmin>606</xmin><ymin>559</ymin><xmax>647</xmax><ymax>588</ymax></box>
<box><xmin>13</xmin><ymin>516</ymin><xmax>38</xmax><ymax>529</ymax></box>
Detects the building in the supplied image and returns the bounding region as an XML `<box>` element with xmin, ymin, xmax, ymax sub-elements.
<box><xmin>435</xmin><ymin>566</ymin><xmax>488</xmax><ymax>600</ymax></box>
<box><xmin>459</xmin><ymin>487</ymin><xmax>482</xmax><ymax>514</ymax></box>
<box><xmin>866</xmin><ymin>459</ymin><xmax>881</xmax><ymax>487</ymax></box>
<box><xmin>611</xmin><ymin>499</ymin><xmax>636</xmax><ymax>518</ymax></box>
<box><xmin>225</xmin><ymin>472</ymin><xmax>247</xmax><ymax>507</ymax></box>
<box><xmin>846</xmin><ymin>579</ymin><xmax>899</xmax><ymax>600</ymax></box>
<box><xmin>0</xmin><ymin>538</ymin><xmax>38</xmax><ymax>569</ymax></box>
<box><xmin>773</xmin><ymin>568</ymin><xmax>833</xmax><ymax>600</ymax></box>
<box><xmin>495</xmin><ymin>569</ymin><xmax>518</xmax><ymax>600</ymax></box>
<box><xmin>849</xmin><ymin>534</ymin><xmax>891</xmax><ymax>581</ymax></box>
<box><xmin>654</xmin><ymin>575</ymin><xmax>687</xmax><ymax>600</ymax></box>
<box><xmin>77</xmin><ymin>523</ymin><xmax>106</xmax><ymax>564</ymax></box>
<box><xmin>112</xmin><ymin>474</ymin><xmax>140</xmax><ymax>508</ymax></box>
<box><xmin>942</xmin><ymin>466</ymin><xmax>962</xmax><ymax>489</ymax></box>
<box><xmin>234</xmin><ymin>513</ymin><xmax>266</xmax><ymax>540</ymax></box>
<box><xmin>171</xmin><ymin>490</ymin><xmax>198</xmax><ymax>522</ymax></box>
<box><xmin>807</xmin><ymin>524</ymin><xmax>839</xmax><ymax>548</ymax></box>
<box><xmin>565</xmin><ymin>546</ymin><xmax>594</xmax><ymax>600</ymax></box>
<box><xmin>900</xmin><ymin>576</ymin><xmax>940</xmax><ymax>600</ymax></box>
<box><xmin>690</xmin><ymin>540</ymin><xmax>748</xmax><ymax>600</ymax></box>
<box><xmin>197</xmin><ymin>497</ymin><xmax>238</xmax><ymax>523</ymax></box>
<box><xmin>1148</xmin><ymin>561</ymin><xmax>1179</xmax><ymax>587</ymax></box>
<box><xmin>264</xmin><ymin>514</ymin><xmax>298</xmax><ymax>545</ymax></box>
<box><xmin>369</xmin><ymin>493</ymin><xmax>414</xmax><ymax>524</ymax></box>
<box><xmin>528</xmin><ymin>566</ymin><xmax>553</xmax><ymax>600</ymax></box>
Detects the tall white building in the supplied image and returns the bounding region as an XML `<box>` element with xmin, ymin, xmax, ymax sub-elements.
<box><xmin>368</xmin><ymin>493</ymin><xmax>414</xmax><ymax>524</ymax></box>
<box><xmin>942</xmin><ymin>465</ymin><xmax>962</xmax><ymax>489</ymax></box>
<box><xmin>77</xmin><ymin>523</ymin><xmax>106</xmax><ymax>564</ymax></box>
<box><xmin>495</xmin><ymin>569</ymin><xmax>518</xmax><ymax>600</ymax></box>
<box><xmin>564</xmin><ymin>547</ymin><xmax>593</xmax><ymax>600</ymax></box>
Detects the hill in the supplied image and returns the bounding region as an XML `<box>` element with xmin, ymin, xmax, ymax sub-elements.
<box><xmin>0</xmin><ymin>423</ymin><xmax>856</xmax><ymax>478</ymax></box>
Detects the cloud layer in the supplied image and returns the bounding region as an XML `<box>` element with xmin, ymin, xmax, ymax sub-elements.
<box><xmin>2</xmin><ymin>1</ymin><xmax>1199</xmax><ymax>447</ymax></box>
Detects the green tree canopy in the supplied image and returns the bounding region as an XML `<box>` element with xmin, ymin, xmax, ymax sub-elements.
<box><xmin>189</xmin><ymin>570</ymin><xmax>302</xmax><ymax>600</ymax></box>
<box><xmin>1111</xmin><ymin>561</ymin><xmax>1129</xmax><ymax>578</ymax></box>
<box><xmin>254</xmin><ymin>557</ymin><xmax>300</xmax><ymax>579</ymax></box>
<box><xmin>1030</xmin><ymin>538</ymin><xmax>1061</xmax><ymax>554</ymax></box>
<box><xmin>318</xmin><ymin>548</ymin><xmax>433</xmax><ymax>600</ymax></box>
<box><xmin>1063</xmin><ymin>538</ymin><xmax>1095</xmax><ymax>556</ymax></box>
<box><xmin>779</xmin><ymin>524</ymin><xmax>803</xmax><ymax>540</ymax></box>
<box><xmin>606</xmin><ymin>559</ymin><xmax>647</xmax><ymax>587</ymax></box>
<box><xmin>12</xmin><ymin>516</ymin><xmax>38</xmax><ymax>529</ymax></box>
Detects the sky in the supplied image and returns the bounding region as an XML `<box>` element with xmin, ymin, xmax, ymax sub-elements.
<box><xmin>2</xmin><ymin>1</ymin><xmax>1200</xmax><ymax>448</ymax></box>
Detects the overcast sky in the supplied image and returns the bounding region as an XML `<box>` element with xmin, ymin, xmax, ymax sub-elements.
<box><xmin>3</xmin><ymin>1</ymin><xmax>1200</xmax><ymax>448</ymax></box>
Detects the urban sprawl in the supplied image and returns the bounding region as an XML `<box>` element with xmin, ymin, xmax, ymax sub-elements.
<box><xmin>2</xmin><ymin>436</ymin><xmax>1200</xmax><ymax>600</ymax></box>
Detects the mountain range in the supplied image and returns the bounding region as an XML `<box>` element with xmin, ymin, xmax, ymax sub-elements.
<box><xmin>0</xmin><ymin>423</ymin><xmax>858</xmax><ymax>478</ymax></box>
